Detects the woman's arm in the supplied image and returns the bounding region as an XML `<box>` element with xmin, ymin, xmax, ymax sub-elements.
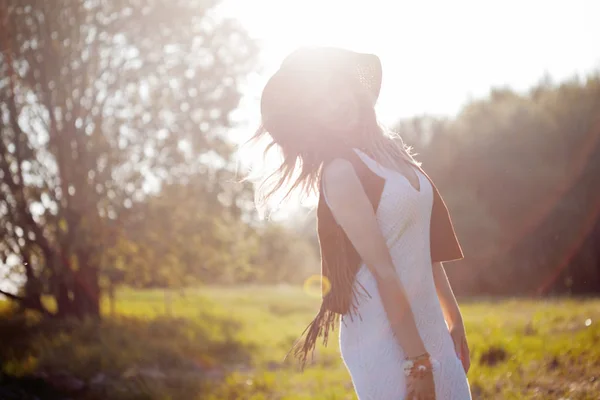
<box><xmin>432</xmin><ymin>262</ymin><xmax>462</xmax><ymax>326</ymax></box>
<box><xmin>432</xmin><ymin>261</ymin><xmax>470</xmax><ymax>372</ymax></box>
<box><xmin>323</xmin><ymin>159</ymin><xmax>426</xmax><ymax>358</ymax></box>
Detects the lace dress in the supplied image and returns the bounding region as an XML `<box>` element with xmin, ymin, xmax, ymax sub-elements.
<box><xmin>332</xmin><ymin>149</ymin><xmax>472</xmax><ymax>400</ymax></box>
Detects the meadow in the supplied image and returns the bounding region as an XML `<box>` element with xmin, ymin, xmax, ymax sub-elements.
<box><xmin>1</xmin><ymin>286</ymin><xmax>599</xmax><ymax>399</ymax></box>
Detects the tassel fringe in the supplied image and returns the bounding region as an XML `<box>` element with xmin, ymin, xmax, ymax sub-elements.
<box><xmin>285</xmin><ymin>282</ymin><xmax>371</xmax><ymax>371</ymax></box>
<box><xmin>284</xmin><ymin>303</ymin><xmax>337</xmax><ymax>370</ymax></box>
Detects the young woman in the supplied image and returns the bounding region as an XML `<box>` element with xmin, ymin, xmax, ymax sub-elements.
<box><xmin>252</xmin><ymin>47</ymin><xmax>471</xmax><ymax>400</ymax></box>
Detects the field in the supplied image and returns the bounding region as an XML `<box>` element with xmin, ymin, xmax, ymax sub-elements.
<box><xmin>1</xmin><ymin>286</ymin><xmax>599</xmax><ymax>399</ymax></box>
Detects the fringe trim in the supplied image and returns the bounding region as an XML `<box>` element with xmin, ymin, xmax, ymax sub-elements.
<box><xmin>285</xmin><ymin>280</ymin><xmax>372</xmax><ymax>371</ymax></box>
<box><xmin>284</xmin><ymin>302</ymin><xmax>337</xmax><ymax>370</ymax></box>
<box><xmin>288</xmin><ymin>200</ymin><xmax>373</xmax><ymax>370</ymax></box>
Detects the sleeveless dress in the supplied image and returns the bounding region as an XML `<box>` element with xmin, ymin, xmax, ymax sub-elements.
<box><xmin>325</xmin><ymin>149</ymin><xmax>471</xmax><ymax>400</ymax></box>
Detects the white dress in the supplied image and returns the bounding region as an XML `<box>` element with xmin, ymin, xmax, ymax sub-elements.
<box><xmin>330</xmin><ymin>149</ymin><xmax>471</xmax><ymax>400</ymax></box>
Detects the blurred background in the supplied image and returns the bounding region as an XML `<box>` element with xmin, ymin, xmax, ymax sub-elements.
<box><xmin>0</xmin><ymin>0</ymin><xmax>599</xmax><ymax>399</ymax></box>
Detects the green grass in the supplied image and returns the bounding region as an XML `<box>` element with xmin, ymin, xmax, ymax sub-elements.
<box><xmin>1</xmin><ymin>286</ymin><xmax>600</xmax><ymax>399</ymax></box>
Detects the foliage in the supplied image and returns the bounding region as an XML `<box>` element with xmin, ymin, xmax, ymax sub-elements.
<box><xmin>249</xmin><ymin>221</ymin><xmax>320</xmax><ymax>284</ymax></box>
<box><xmin>395</xmin><ymin>75</ymin><xmax>600</xmax><ymax>295</ymax></box>
<box><xmin>0</xmin><ymin>0</ymin><xmax>256</xmax><ymax>317</ymax></box>
<box><xmin>108</xmin><ymin>183</ymin><xmax>320</xmax><ymax>289</ymax></box>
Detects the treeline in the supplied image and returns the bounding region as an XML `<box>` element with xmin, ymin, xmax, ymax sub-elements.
<box><xmin>396</xmin><ymin>75</ymin><xmax>600</xmax><ymax>295</ymax></box>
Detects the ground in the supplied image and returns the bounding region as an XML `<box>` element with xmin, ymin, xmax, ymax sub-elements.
<box><xmin>1</xmin><ymin>286</ymin><xmax>599</xmax><ymax>399</ymax></box>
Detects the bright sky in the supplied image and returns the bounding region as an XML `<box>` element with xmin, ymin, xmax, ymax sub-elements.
<box><xmin>222</xmin><ymin>0</ymin><xmax>600</xmax><ymax>126</ymax></box>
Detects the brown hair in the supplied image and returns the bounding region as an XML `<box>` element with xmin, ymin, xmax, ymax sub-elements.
<box><xmin>246</xmin><ymin>47</ymin><xmax>419</xmax><ymax>210</ymax></box>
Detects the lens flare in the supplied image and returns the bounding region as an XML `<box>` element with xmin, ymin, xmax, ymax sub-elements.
<box><xmin>303</xmin><ymin>275</ymin><xmax>331</xmax><ymax>297</ymax></box>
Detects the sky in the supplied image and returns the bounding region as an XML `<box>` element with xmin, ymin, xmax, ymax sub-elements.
<box><xmin>220</xmin><ymin>0</ymin><xmax>600</xmax><ymax>126</ymax></box>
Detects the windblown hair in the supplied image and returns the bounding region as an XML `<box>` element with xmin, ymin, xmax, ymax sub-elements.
<box><xmin>246</xmin><ymin>57</ymin><xmax>419</xmax><ymax>212</ymax></box>
<box><xmin>247</xmin><ymin>122</ymin><xmax>419</xmax><ymax>212</ymax></box>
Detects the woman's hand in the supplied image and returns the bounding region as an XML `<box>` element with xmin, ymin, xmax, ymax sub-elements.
<box><xmin>449</xmin><ymin>323</ymin><xmax>470</xmax><ymax>373</ymax></box>
<box><xmin>406</xmin><ymin>368</ymin><xmax>436</xmax><ymax>400</ymax></box>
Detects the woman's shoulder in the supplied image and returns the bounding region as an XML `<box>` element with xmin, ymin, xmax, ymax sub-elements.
<box><xmin>322</xmin><ymin>149</ymin><xmax>377</xmax><ymax>187</ymax></box>
<box><xmin>322</xmin><ymin>157</ymin><xmax>356</xmax><ymax>178</ymax></box>
<box><xmin>321</xmin><ymin>158</ymin><xmax>361</xmax><ymax>203</ymax></box>
<box><xmin>321</xmin><ymin>150</ymin><xmax>385</xmax><ymax>208</ymax></box>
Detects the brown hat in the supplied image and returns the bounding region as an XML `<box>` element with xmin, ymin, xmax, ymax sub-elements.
<box><xmin>260</xmin><ymin>47</ymin><xmax>382</xmax><ymax>135</ymax></box>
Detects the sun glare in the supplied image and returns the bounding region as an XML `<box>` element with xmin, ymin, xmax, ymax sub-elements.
<box><xmin>226</xmin><ymin>0</ymin><xmax>373</xmax><ymax>52</ymax></box>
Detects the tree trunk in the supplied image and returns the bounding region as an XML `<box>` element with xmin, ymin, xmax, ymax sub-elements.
<box><xmin>73</xmin><ymin>266</ymin><xmax>101</xmax><ymax>319</ymax></box>
<box><xmin>54</xmin><ymin>269</ymin><xmax>101</xmax><ymax>319</ymax></box>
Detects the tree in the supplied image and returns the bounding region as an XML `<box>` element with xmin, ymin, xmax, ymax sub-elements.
<box><xmin>114</xmin><ymin>176</ymin><xmax>259</xmax><ymax>286</ymax></box>
<box><xmin>0</xmin><ymin>0</ymin><xmax>256</xmax><ymax>317</ymax></box>
<box><xmin>396</xmin><ymin>74</ymin><xmax>600</xmax><ymax>295</ymax></box>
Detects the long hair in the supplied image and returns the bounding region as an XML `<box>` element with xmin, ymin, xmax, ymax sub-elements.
<box><xmin>245</xmin><ymin>56</ymin><xmax>419</xmax><ymax>212</ymax></box>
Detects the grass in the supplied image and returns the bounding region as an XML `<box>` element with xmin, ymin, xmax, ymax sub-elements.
<box><xmin>1</xmin><ymin>286</ymin><xmax>599</xmax><ymax>399</ymax></box>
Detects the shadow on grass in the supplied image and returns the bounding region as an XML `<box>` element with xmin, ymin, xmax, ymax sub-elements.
<box><xmin>0</xmin><ymin>309</ymin><xmax>255</xmax><ymax>400</ymax></box>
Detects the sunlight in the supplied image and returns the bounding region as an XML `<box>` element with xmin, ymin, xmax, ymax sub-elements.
<box><xmin>222</xmin><ymin>0</ymin><xmax>375</xmax><ymax>52</ymax></box>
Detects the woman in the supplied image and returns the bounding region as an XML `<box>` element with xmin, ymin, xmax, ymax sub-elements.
<box><xmin>252</xmin><ymin>47</ymin><xmax>471</xmax><ymax>400</ymax></box>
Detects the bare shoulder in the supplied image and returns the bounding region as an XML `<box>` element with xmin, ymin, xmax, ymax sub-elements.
<box><xmin>322</xmin><ymin>158</ymin><xmax>365</xmax><ymax>201</ymax></box>
<box><xmin>323</xmin><ymin>158</ymin><xmax>356</xmax><ymax>181</ymax></box>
